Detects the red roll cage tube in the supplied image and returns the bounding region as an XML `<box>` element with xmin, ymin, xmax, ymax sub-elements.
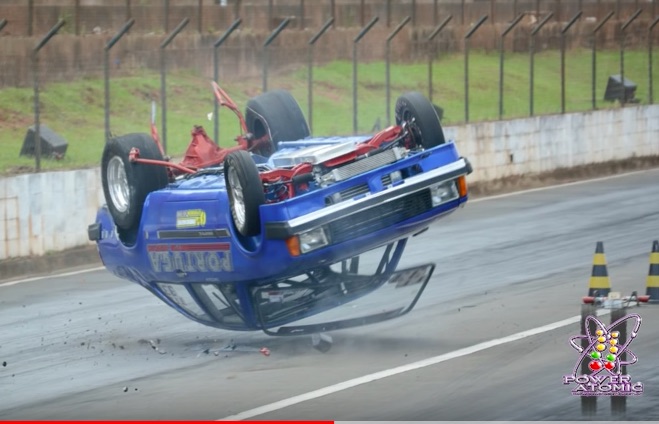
<box><xmin>128</xmin><ymin>83</ymin><xmax>406</xmax><ymax>200</ymax></box>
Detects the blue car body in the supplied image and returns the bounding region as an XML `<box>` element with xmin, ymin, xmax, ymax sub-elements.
<box><xmin>90</xmin><ymin>135</ymin><xmax>470</xmax><ymax>334</ymax></box>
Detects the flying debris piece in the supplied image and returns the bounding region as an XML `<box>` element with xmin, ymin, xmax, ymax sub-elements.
<box><xmin>311</xmin><ymin>333</ymin><xmax>333</xmax><ymax>353</ymax></box>
<box><xmin>212</xmin><ymin>340</ymin><xmax>270</xmax><ymax>356</ymax></box>
<box><xmin>138</xmin><ymin>339</ymin><xmax>167</xmax><ymax>355</ymax></box>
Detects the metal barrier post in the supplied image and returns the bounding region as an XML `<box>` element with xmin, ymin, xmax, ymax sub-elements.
<box><xmin>427</xmin><ymin>16</ymin><xmax>452</xmax><ymax>104</ymax></box>
<box><xmin>307</xmin><ymin>18</ymin><xmax>334</xmax><ymax>134</ymax></box>
<box><xmin>560</xmin><ymin>11</ymin><xmax>582</xmax><ymax>114</ymax></box>
<box><xmin>32</xmin><ymin>20</ymin><xmax>66</xmax><ymax>172</ymax></box>
<box><xmin>352</xmin><ymin>16</ymin><xmax>379</xmax><ymax>134</ymax></box>
<box><xmin>213</xmin><ymin>19</ymin><xmax>242</xmax><ymax>143</ymax></box>
<box><xmin>263</xmin><ymin>18</ymin><xmax>291</xmax><ymax>93</ymax></box>
<box><xmin>591</xmin><ymin>11</ymin><xmax>614</xmax><ymax>109</ymax></box>
<box><xmin>649</xmin><ymin>17</ymin><xmax>659</xmax><ymax>104</ymax></box>
<box><xmin>610</xmin><ymin>306</ymin><xmax>628</xmax><ymax>415</ymax></box>
<box><xmin>386</xmin><ymin>16</ymin><xmax>411</xmax><ymax>126</ymax></box>
<box><xmin>27</xmin><ymin>0</ymin><xmax>33</xmax><ymax>36</ymax></box>
<box><xmin>197</xmin><ymin>0</ymin><xmax>203</xmax><ymax>34</ymax></box>
<box><xmin>620</xmin><ymin>9</ymin><xmax>643</xmax><ymax>104</ymax></box>
<box><xmin>126</xmin><ymin>0</ymin><xmax>132</xmax><ymax>25</ymax></box>
<box><xmin>580</xmin><ymin>303</ymin><xmax>598</xmax><ymax>416</ymax></box>
<box><xmin>160</xmin><ymin>18</ymin><xmax>190</xmax><ymax>154</ymax></box>
<box><xmin>164</xmin><ymin>0</ymin><xmax>170</xmax><ymax>33</ymax></box>
<box><xmin>464</xmin><ymin>15</ymin><xmax>488</xmax><ymax>123</ymax></box>
<box><xmin>499</xmin><ymin>13</ymin><xmax>524</xmax><ymax>120</ymax></box>
<box><xmin>299</xmin><ymin>0</ymin><xmax>305</xmax><ymax>29</ymax></box>
<box><xmin>75</xmin><ymin>0</ymin><xmax>80</xmax><ymax>35</ymax></box>
<box><xmin>104</xmin><ymin>19</ymin><xmax>135</xmax><ymax>143</ymax></box>
<box><xmin>529</xmin><ymin>12</ymin><xmax>553</xmax><ymax>117</ymax></box>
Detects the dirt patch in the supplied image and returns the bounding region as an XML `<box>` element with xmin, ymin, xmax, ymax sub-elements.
<box><xmin>0</xmin><ymin>107</ymin><xmax>33</xmax><ymax>131</ymax></box>
<box><xmin>468</xmin><ymin>156</ymin><xmax>659</xmax><ymax>198</ymax></box>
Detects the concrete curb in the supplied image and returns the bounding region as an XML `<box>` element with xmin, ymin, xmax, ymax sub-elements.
<box><xmin>0</xmin><ymin>245</ymin><xmax>101</xmax><ymax>283</ymax></box>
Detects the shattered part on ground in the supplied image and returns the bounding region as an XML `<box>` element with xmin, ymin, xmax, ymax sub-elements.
<box><xmin>138</xmin><ymin>339</ymin><xmax>167</xmax><ymax>355</ymax></box>
<box><xmin>312</xmin><ymin>333</ymin><xmax>333</xmax><ymax>353</ymax></box>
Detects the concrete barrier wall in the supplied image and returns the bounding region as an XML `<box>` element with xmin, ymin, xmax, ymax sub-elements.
<box><xmin>1</xmin><ymin>105</ymin><xmax>658</xmax><ymax>261</ymax></box>
<box><xmin>0</xmin><ymin>168</ymin><xmax>104</xmax><ymax>260</ymax></box>
<box><xmin>445</xmin><ymin>105</ymin><xmax>659</xmax><ymax>183</ymax></box>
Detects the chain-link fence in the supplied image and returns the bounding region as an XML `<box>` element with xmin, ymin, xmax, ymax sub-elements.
<box><xmin>0</xmin><ymin>0</ymin><xmax>657</xmax><ymax>172</ymax></box>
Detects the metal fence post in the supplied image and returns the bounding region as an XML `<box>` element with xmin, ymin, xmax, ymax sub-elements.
<box><xmin>126</xmin><ymin>0</ymin><xmax>131</xmax><ymax>23</ymax></box>
<box><xmin>386</xmin><ymin>16</ymin><xmax>411</xmax><ymax>126</ymax></box>
<box><xmin>308</xmin><ymin>18</ymin><xmax>334</xmax><ymax>134</ymax></box>
<box><xmin>464</xmin><ymin>15</ymin><xmax>488</xmax><ymax>123</ymax></box>
<box><xmin>263</xmin><ymin>18</ymin><xmax>291</xmax><ymax>93</ymax></box>
<box><xmin>27</xmin><ymin>0</ymin><xmax>33</xmax><ymax>36</ymax></box>
<box><xmin>75</xmin><ymin>0</ymin><xmax>81</xmax><ymax>35</ymax></box>
<box><xmin>299</xmin><ymin>0</ymin><xmax>305</xmax><ymax>29</ymax></box>
<box><xmin>32</xmin><ymin>20</ymin><xmax>66</xmax><ymax>172</ymax></box>
<box><xmin>213</xmin><ymin>19</ymin><xmax>241</xmax><ymax>144</ymax></box>
<box><xmin>610</xmin><ymin>306</ymin><xmax>628</xmax><ymax>415</ymax></box>
<box><xmin>104</xmin><ymin>19</ymin><xmax>135</xmax><ymax>143</ymax></box>
<box><xmin>560</xmin><ymin>11</ymin><xmax>582</xmax><ymax>114</ymax></box>
<box><xmin>591</xmin><ymin>11</ymin><xmax>614</xmax><ymax>109</ymax></box>
<box><xmin>649</xmin><ymin>17</ymin><xmax>659</xmax><ymax>104</ymax></box>
<box><xmin>499</xmin><ymin>14</ymin><xmax>524</xmax><ymax>120</ymax></box>
<box><xmin>160</xmin><ymin>18</ymin><xmax>190</xmax><ymax>154</ymax></box>
<box><xmin>530</xmin><ymin>12</ymin><xmax>553</xmax><ymax>117</ymax></box>
<box><xmin>580</xmin><ymin>303</ymin><xmax>598</xmax><ymax>416</ymax></box>
<box><xmin>620</xmin><ymin>9</ymin><xmax>643</xmax><ymax>105</ymax></box>
<box><xmin>353</xmin><ymin>16</ymin><xmax>379</xmax><ymax>134</ymax></box>
<box><xmin>197</xmin><ymin>0</ymin><xmax>203</xmax><ymax>34</ymax></box>
<box><xmin>427</xmin><ymin>16</ymin><xmax>452</xmax><ymax>104</ymax></box>
<box><xmin>164</xmin><ymin>0</ymin><xmax>170</xmax><ymax>33</ymax></box>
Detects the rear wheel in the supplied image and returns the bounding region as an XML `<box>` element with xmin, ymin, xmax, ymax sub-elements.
<box><xmin>101</xmin><ymin>133</ymin><xmax>169</xmax><ymax>232</ymax></box>
<box><xmin>224</xmin><ymin>150</ymin><xmax>265</xmax><ymax>237</ymax></box>
<box><xmin>395</xmin><ymin>91</ymin><xmax>446</xmax><ymax>149</ymax></box>
<box><xmin>245</xmin><ymin>90</ymin><xmax>310</xmax><ymax>156</ymax></box>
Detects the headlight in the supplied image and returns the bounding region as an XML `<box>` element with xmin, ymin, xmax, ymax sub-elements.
<box><xmin>430</xmin><ymin>180</ymin><xmax>459</xmax><ymax>206</ymax></box>
<box><xmin>299</xmin><ymin>227</ymin><xmax>330</xmax><ymax>254</ymax></box>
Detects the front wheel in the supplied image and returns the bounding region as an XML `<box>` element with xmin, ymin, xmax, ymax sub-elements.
<box><xmin>395</xmin><ymin>92</ymin><xmax>446</xmax><ymax>149</ymax></box>
<box><xmin>101</xmin><ymin>133</ymin><xmax>169</xmax><ymax>232</ymax></box>
<box><xmin>224</xmin><ymin>150</ymin><xmax>265</xmax><ymax>237</ymax></box>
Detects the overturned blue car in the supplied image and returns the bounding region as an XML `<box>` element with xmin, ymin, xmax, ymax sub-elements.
<box><xmin>88</xmin><ymin>83</ymin><xmax>471</xmax><ymax>336</ymax></box>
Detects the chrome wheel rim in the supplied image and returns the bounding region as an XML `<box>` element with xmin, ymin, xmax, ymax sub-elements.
<box><xmin>228</xmin><ymin>166</ymin><xmax>246</xmax><ymax>230</ymax></box>
<box><xmin>107</xmin><ymin>156</ymin><xmax>130</xmax><ymax>213</ymax></box>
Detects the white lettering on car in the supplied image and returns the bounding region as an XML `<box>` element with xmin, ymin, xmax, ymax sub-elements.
<box><xmin>147</xmin><ymin>243</ymin><xmax>233</xmax><ymax>273</ymax></box>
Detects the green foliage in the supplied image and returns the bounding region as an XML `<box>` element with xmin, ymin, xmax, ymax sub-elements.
<box><xmin>0</xmin><ymin>49</ymin><xmax>656</xmax><ymax>174</ymax></box>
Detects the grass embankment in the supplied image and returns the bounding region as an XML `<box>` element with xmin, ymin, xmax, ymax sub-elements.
<box><xmin>0</xmin><ymin>49</ymin><xmax>655</xmax><ymax>174</ymax></box>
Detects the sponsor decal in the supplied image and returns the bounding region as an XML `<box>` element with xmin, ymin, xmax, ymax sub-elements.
<box><xmin>157</xmin><ymin>228</ymin><xmax>230</xmax><ymax>239</ymax></box>
<box><xmin>563</xmin><ymin>314</ymin><xmax>643</xmax><ymax>397</ymax></box>
<box><xmin>147</xmin><ymin>243</ymin><xmax>233</xmax><ymax>273</ymax></box>
<box><xmin>176</xmin><ymin>209</ymin><xmax>207</xmax><ymax>229</ymax></box>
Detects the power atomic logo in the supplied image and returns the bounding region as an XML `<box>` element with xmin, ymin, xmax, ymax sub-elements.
<box><xmin>563</xmin><ymin>314</ymin><xmax>643</xmax><ymax>396</ymax></box>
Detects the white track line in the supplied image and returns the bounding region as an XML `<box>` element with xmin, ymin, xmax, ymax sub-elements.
<box><xmin>469</xmin><ymin>168</ymin><xmax>656</xmax><ymax>204</ymax></box>
<box><xmin>0</xmin><ymin>266</ymin><xmax>105</xmax><ymax>287</ymax></box>
<box><xmin>2</xmin><ymin>167</ymin><xmax>655</xmax><ymax>288</ymax></box>
<box><xmin>219</xmin><ymin>310</ymin><xmax>610</xmax><ymax>421</ymax></box>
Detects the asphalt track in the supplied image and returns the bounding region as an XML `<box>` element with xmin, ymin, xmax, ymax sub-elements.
<box><xmin>1</xmin><ymin>169</ymin><xmax>658</xmax><ymax>420</ymax></box>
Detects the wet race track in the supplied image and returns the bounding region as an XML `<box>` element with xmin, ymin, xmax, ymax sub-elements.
<box><xmin>1</xmin><ymin>169</ymin><xmax>658</xmax><ymax>420</ymax></box>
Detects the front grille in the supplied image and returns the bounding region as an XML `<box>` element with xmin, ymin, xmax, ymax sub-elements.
<box><xmin>327</xmin><ymin>189</ymin><xmax>433</xmax><ymax>244</ymax></box>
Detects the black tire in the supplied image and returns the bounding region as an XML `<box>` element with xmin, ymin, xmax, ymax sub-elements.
<box><xmin>101</xmin><ymin>133</ymin><xmax>169</xmax><ymax>232</ymax></box>
<box><xmin>245</xmin><ymin>90</ymin><xmax>310</xmax><ymax>156</ymax></box>
<box><xmin>224</xmin><ymin>150</ymin><xmax>265</xmax><ymax>237</ymax></box>
<box><xmin>395</xmin><ymin>91</ymin><xmax>446</xmax><ymax>149</ymax></box>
